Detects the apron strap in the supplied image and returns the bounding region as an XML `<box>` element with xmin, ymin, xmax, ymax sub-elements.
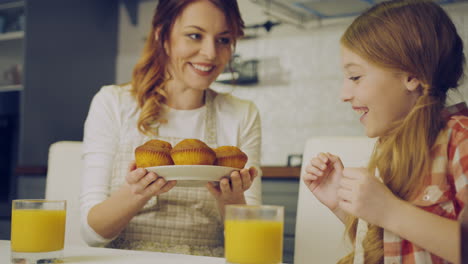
<box><xmin>204</xmin><ymin>89</ymin><xmax>218</xmax><ymax>147</ymax></box>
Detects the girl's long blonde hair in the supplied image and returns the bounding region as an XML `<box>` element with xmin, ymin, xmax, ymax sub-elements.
<box><xmin>130</xmin><ymin>0</ymin><xmax>244</xmax><ymax>135</ymax></box>
<box><xmin>338</xmin><ymin>1</ymin><xmax>465</xmax><ymax>263</ymax></box>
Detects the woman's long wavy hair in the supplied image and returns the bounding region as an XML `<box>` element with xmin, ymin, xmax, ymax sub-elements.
<box><xmin>338</xmin><ymin>1</ymin><xmax>465</xmax><ymax>263</ymax></box>
<box><xmin>131</xmin><ymin>0</ymin><xmax>244</xmax><ymax>135</ymax></box>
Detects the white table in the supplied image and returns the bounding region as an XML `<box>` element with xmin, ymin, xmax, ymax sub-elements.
<box><xmin>0</xmin><ymin>240</ymin><xmax>225</xmax><ymax>264</ymax></box>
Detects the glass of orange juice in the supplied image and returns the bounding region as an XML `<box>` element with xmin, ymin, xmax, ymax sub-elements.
<box><xmin>10</xmin><ymin>199</ymin><xmax>66</xmax><ymax>264</ymax></box>
<box><xmin>225</xmin><ymin>205</ymin><xmax>284</xmax><ymax>264</ymax></box>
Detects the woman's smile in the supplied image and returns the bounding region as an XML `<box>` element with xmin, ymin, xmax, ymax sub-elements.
<box><xmin>189</xmin><ymin>62</ymin><xmax>216</xmax><ymax>76</ymax></box>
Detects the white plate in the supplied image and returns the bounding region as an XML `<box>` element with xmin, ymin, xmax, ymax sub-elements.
<box><xmin>145</xmin><ymin>165</ymin><xmax>239</xmax><ymax>187</ymax></box>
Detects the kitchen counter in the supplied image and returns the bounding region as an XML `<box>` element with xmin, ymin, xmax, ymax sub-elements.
<box><xmin>261</xmin><ymin>166</ymin><xmax>301</xmax><ymax>179</ymax></box>
<box><xmin>16</xmin><ymin>166</ymin><xmax>303</xmax><ymax>179</ymax></box>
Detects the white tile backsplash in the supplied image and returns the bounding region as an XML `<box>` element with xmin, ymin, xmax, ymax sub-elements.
<box><xmin>116</xmin><ymin>1</ymin><xmax>468</xmax><ymax>165</ymax></box>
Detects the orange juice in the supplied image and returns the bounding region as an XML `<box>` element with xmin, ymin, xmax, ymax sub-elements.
<box><xmin>11</xmin><ymin>209</ymin><xmax>66</xmax><ymax>252</ymax></box>
<box><xmin>225</xmin><ymin>219</ymin><xmax>283</xmax><ymax>264</ymax></box>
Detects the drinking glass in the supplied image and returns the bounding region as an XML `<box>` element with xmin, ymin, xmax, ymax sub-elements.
<box><xmin>225</xmin><ymin>205</ymin><xmax>284</xmax><ymax>264</ymax></box>
<box><xmin>11</xmin><ymin>199</ymin><xmax>66</xmax><ymax>264</ymax></box>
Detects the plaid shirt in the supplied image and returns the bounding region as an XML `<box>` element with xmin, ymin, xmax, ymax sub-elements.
<box><xmin>383</xmin><ymin>102</ymin><xmax>468</xmax><ymax>264</ymax></box>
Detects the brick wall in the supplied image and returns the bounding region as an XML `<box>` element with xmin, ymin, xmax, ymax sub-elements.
<box><xmin>116</xmin><ymin>1</ymin><xmax>468</xmax><ymax>166</ymax></box>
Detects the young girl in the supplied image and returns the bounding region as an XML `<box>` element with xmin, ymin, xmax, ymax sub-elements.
<box><xmin>304</xmin><ymin>0</ymin><xmax>467</xmax><ymax>263</ymax></box>
<box><xmin>80</xmin><ymin>0</ymin><xmax>261</xmax><ymax>257</ymax></box>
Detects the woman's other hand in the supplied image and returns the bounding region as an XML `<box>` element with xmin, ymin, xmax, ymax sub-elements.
<box><xmin>87</xmin><ymin>162</ymin><xmax>177</xmax><ymax>239</ymax></box>
<box><xmin>125</xmin><ymin>161</ymin><xmax>177</xmax><ymax>200</ymax></box>
<box><xmin>303</xmin><ymin>152</ymin><xmax>344</xmax><ymax>211</ymax></box>
<box><xmin>206</xmin><ymin>167</ymin><xmax>258</xmax><ymax>205</ymax></box>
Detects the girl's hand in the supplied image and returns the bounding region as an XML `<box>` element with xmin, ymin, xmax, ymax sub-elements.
<box><xmin>303</xmin><ymin>152</ymin><xmax>344</xmax><ymax>211</ymax></box>
<box><xmin>125</xmin><ymin>161</ymin><xmax>177</xmax><ymax>200</ymax></box>
<box><xmin>338</xmin><ymin>167</ymin><xmax>398</xmax><ymax>226</ymax></box>
<box><xmin>206</xmin><ymin>167</ymin><xmax>258</xmax><ymax>205</ymax></box>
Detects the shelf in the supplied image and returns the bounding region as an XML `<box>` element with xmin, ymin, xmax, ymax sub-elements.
<box><xmin>0</xmin><ymin>0</ymin><xmax>24</xmax><ymax>11</ymax></box>
<box><xmin>0</xmin><ymin>84</ymin><xmax>22</xmax><ymax>92</ymax></box>
<box><xmin>0</xmin><ymin>31</ymin><xmax>24</xmax><ymax>41</ymax></box>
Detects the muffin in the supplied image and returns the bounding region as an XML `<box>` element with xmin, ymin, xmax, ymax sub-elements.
<box><xmin>213</xmin><ymin>146</ymin><xmax>248</xmax><ymax>169</ymax></box>
<box><xmin>170</xmin><ymin>139</ymin><xmax>216</xmax><ymax>165</ymax></box>
<box><xmin>135</xmin><ymin>139</ymin><xmax>174</xmax><ymax>168</ymax></box>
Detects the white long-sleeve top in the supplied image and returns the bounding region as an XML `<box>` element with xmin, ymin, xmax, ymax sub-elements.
<box><xmin>79</xmin><ymin>85</ymin><xmax>262</xmax><ymax>250</ymax></box>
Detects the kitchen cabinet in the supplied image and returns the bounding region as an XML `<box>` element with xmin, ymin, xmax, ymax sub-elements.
<box><xmin>0</xmin><ymin>0</ymin><xmax>24</xmax><ymax>219</ymax></box>
<box><xmin>0</xmin><ymin>0</ymin><xmax>118</xmax><ymax>217</ymax></box>
<box><xmin>20</xmin><ymin>0</ymin><xmax>118</xmax><ymax>166</ymax></box>
<box><xmin>0</xmin><ymin>1</ymin><xmax>23</xmax><ymax>92</ymax></box>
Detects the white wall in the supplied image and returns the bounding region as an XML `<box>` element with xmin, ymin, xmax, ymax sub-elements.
<box><xmin>116</xmin><ymin>1</ymin><xmax>468</xmax><ymax>166</ymax></box>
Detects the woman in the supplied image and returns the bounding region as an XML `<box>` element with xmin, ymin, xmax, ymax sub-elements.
<box><xmin>304</xmin><ymin>0</ymin><xmax>466</xmax><ymax>263</ymax></box>
<box><xmin>80</xmin><ymin>0</ymin><xmax>261</xmax><ymax>257</ymax></box>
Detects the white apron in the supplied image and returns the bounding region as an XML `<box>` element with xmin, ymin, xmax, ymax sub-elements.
<box><xmin>106</xmin><ymin>91</ymin><xmax>224</xmax><ymax>257</ymax></box>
